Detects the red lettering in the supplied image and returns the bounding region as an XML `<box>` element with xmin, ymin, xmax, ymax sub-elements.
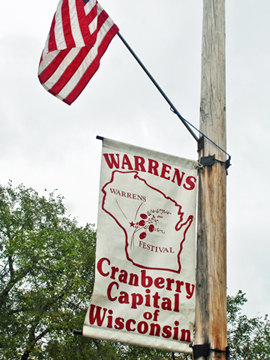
<box><xmin>180</xmin><ymin>329</ymin><xmax>191</xmax><ymax>342</ymax></box>
<box><xmin>114</xmin><ymin>317</ymin><xmax>124</xmax><ymax>330</ymax></box>
<box><xmin>110</xmin><ymin>266</ymin><xmax>119</xmax><ymax>279</ymax></box>
<box><xmin>166</xmin><ymin>278</ymin><xmax>175</xmax><ymax>291</ymax></box>
<box><xmin>97</xmin><ymin>257</ymin><xmax>110</xmax><ymax>277</ymax></box>
<box><xmin>131</xmin><ymin>293</ymin><xmax>143</xmax><ymax>309</ymax></box>
<box><xmin>137</xmin><ymin>321</ymin><xmax>148</xmax><ymax>334</ymax></box>
<box><xmin>173</xmin><ymin>293</ymin><xmax>180</xmax><ymax>312</ymax></box>
<box><xmin>171</xmin><ymin>169</ymin><xmax>185</xmax><ymax>186</ymax></box>
<box><xmin>148</xmin><ymin>159</ymin><xmax>159</xmax><ymax>176</ymax></box>
<box><xmin>141</xmin><ymin>270</ymin><xmax>153</xmax><ymax>287</ymax></box>
<box><xmin>175</xmin><ymin>280</ymin><xmax>184</xmax><ymax>293</ymax></box>
<box><xmin>162</xmin><ymin>325</ymin><xmax>172</xmax><ymax>339</ymax></box>
<box><xmin>119</xmin><ymin>291</ymin><xmax>129</xmax><ymax>304</ymax></box>
<box><xmin>128</xmin><ymin>273</ymin><xmax>139</xmax><ymax>286</ymax></box>
<box><xmin>153</xmin><ymin>292</ymin><xmax>161</xmax><ymax>308</ymax></box>
<box><xmin>161</xmin><ymin>297</ymin><xmax>172</xmax><ymax>311</ymax></box>
<box><xmin>89</xmin><ymin>304</ymin><xmax>107</xmax><ymax>326</ymax></box>
<box><xmin>145</xmin><ymin>289</ymin><xmax>151</xmax><ymax>306</ymax></box>
<box><xmin>103</xmin><ymin>154</ymin><xmax>119</xmax><ymax>169</ymax></box>
<box><xmin>134</xmin><ymin>156</ymin><xmax>146</xmax><ymax>172</ymax></box>
<box><xmin>121</xmin><ymin>154</ymin><xmax>133</xmax><ymax>170</ymax></box>
<box><xmin>126</xmin><ymin>319</ymin><xmax>136</xmax><ymax>332</ymax></box>
<box><xmin>154</xmin><ymin>277</ymin><xmax>165</xmax><ymax>289</ymax></box>
<box><xmin>184</xmin><ymin>176</ymin><xmax>197</xmax><ymax>190</ymax></box>
<box><xmin>186</xmin><ymin>283</ymin><xmax>195</xmax><ymax>299</ymax></box>
<box><xmin>149</xmin><ymin>323</ymin><xmax>161</xmax><ymax>336</ymax></box>
<box><xmin>107</xmin><ymin>309</ymin><xmax>113</xmax><ymax>328</ymax></box>
<box><xmin>160</xmin><ymin>163</ymin><xmax>171</xmax><ymax>180</ymax></box>
<box><xmin>173</xmin><ymin>321</ymin><xmax>179</xmax><ymax>340</ymax></box>
<box><xmin>107</xmin><ymin>281</ymin><xmax>118</xmax><ymax>301</ymax></box>
<box><xmin>118</xmin><ymin>269</ymin><xmax>128</xmax><ymax>284</ymax></box>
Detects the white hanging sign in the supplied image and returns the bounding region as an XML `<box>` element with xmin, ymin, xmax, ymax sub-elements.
<box><xmin>83</xmin><ymin>137</ymin><xmax>197</xmax><ymax>354</ymax></box>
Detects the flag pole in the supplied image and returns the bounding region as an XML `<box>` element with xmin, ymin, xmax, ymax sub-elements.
<box><xmin>117</xmin><ymin>32</ymin><xmax>199</xmax><ymax>143</ymax></box>
<box><xmin>194</xmin><ymin>0</ymin><xmax>228</xmax><ymax>359</ymax></box>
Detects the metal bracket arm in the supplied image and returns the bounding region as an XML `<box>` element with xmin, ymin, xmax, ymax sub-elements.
<box><xmin>193</xmin><ymin>344</ymin><xmax>230</xmax><ymax>359</ymax></box>
<box><xmin>193</xmin><ymin>343</ymin><xmax>210</xmax><ymax>358</ymax></box>
<box><xmin>199</xmin><ymin>155</ymin><xmax>231</xmax><ymax>171</ymax></box>
<box><xmin>72</xmin><ymin>329</ymin><xmax>83</xmax><ymax>336</ymax></box>
<box><xmin>199</xmin><ymin>155</ymin><xmax>216</xmax><ymax>167</ymax></box>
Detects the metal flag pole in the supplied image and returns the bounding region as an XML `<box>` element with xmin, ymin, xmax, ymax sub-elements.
<box><xmin>117</xmin><ymin>32</ymin><xmax>231</xmax><ymax>170</ymax></box>
<box><xmin>117</xmin><ymin>32</ymin><xmax>199</xmax><ymax>143</ymax></box>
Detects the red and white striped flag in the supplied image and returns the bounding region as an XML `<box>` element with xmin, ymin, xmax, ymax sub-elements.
<box><xmin>38</xmin><ymin>0</ymin><xmax>119</xmax><ymax>105</ymax></box>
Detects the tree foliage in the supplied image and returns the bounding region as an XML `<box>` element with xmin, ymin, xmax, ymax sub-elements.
<box><xmin>227</xmin><ymin>290</ymin><xmax>270</xmax><ymax>359</ymax></box>
<box><xmin>0</xmin><ymin>182</ymin><xmax>97</xmax><ymax>359</ymax></box>
<box><xmin>1</xmin><ymin>182</ymin><xmax>269</xmax><ymax>359</ymax></box>
<box><xmin>0</xmin><ymin>182</ymin><xmax>178</xmax><ymax>359</ymax></box>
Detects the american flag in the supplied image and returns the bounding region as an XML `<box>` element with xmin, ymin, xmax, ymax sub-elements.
<box><xmin>38</xmin><ymin>0</ymin><xmax>119</xmax><ymax>105</ymax></box>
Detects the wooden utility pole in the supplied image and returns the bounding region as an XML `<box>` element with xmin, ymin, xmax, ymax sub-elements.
<box><xmin>194</xmin><ymin>0</ymin><xmax>227</xmax><ymax>359</ymax></box>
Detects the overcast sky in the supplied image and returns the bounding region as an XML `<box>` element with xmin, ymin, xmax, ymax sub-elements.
<box><xmin>1</xmin><ymin>0</ymin><xmax>269</xmax><ymax>319</ymax></box>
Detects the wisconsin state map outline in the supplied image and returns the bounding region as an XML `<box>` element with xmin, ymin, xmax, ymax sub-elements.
<box><xmin>101</xmin><ymin>171</ymin><xmax>194</xmax><ymax>273</ymax></box>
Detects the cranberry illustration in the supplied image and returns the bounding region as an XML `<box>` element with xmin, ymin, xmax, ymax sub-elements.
<box><xmin>139</xmin><ymin>232</ymin><xmax>147</xmax><ymax>240</ymax></box>
<box><xmin>139</xmin><ymin>220</ymin><xmax>145</xmax><ymax>226</ymax></box>
<box><xmin>140</xmin><ymin>213</ymin><xmax>147</xmax><ymax>219</ymax></box>
<box><xmin>149</xmin><ymin>224</ymin><xmax>155</xmax><ymax>233</ymax></box>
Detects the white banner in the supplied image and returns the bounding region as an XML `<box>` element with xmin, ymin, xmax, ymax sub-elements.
<box><xmin>83</xmin><ymin>138</ymin><xmax>197</xmax><ymax>353</ymax></box>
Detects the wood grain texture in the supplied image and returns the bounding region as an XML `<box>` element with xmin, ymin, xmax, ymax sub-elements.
<box><xmin>200</xmin><ymin>0</ymin><xmax>226</xmax><ymax>161</ymax></box>
<box><xmin>194</xmin><ymin>0</ymin><xmax>227</xmax><ymax>359</ymax></box>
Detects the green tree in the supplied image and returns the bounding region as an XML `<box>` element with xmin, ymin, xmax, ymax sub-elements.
<box><xmin>227</xmin><ymin>290</ymin><xmax>270</xmax><ymax>359</ymax></box>
<box><xmin>2</xmin><ymin>182</ymin><xmax>269</xmax><ymax>360</ymax></box>
<box><xmin>0</xmin><ymin>182</ymin><xmax>97</xmax><ymax>359</ymax></box>
<box><xmin>0</xmin><ymin>182</ymin><xmax>178</xmax><ymax>360</ymax></box>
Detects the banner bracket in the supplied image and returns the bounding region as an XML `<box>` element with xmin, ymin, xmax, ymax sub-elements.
<box><xmin>71</xmin><ymin>329</ymin><xmax>82</xmax><ymax>336</ymax></box>
<box><xmin>193</xmin><ymin>343</ymin><xmax>210</xmax><ymax>358</ymax></box>
<box><xmin>193</xmin><ymin>344</ymin><xmax>229</xmax><ymax>359</ymax></box>
<box><xmin>199</xmin><ymin>155</ymin><xmax>231</xmax><ymax>172</ymax></box>
<box><xmin>199</xmin><ymin>155</ymin><xmax>216</xmax><ymax>167</ymax></box>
